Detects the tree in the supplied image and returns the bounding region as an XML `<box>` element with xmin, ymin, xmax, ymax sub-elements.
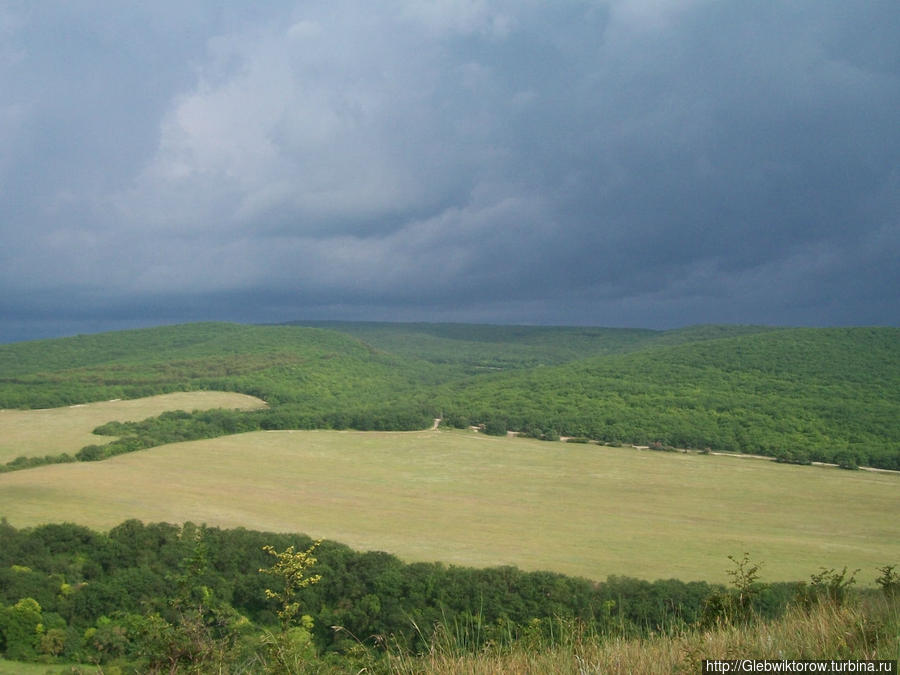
<box><xmin>875</xmin><ymin>565</ymin><xmax>898</xmax><ymax>598</ymax></box>
<box><xmin>259</xmin><ymin>541</ymin><xmax>322</xmax><ymax>632</ymax></box>
<box><xmin>483</xmin><ymin>418</ymin><xmax>508</xmax><ymax>436</ymax></box>
<box><xmin>1</xmin><ymin>597</ymin><xmax>44</xmax><ymax>661</ymax></box>
<box><xmin>700</xmin><ymin>553</ymin><xmax>765</xmax><ymax>627</ymax></box>
<box><xmin>258</xmin><ymin>542</ymin><xmax>322</xmax><ymax>672</ymax></box>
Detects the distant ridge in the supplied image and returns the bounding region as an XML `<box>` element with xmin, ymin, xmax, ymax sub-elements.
<box><xmin>284</xmin><ymin>319</ymin><xmax>781</xmax><ymax>368</ymax></box>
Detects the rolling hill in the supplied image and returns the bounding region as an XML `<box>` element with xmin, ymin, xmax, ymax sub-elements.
<box><xmin>433</xmin><ymin>327</ymin><xmax>900</xmax><ymax>468</ymax></box>
<box><xmin>1</xmin><ymin>321</ymin><xmax>897</xmax><ymax>469</ymax></box>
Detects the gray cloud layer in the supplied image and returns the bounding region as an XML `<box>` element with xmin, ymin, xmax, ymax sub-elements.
<box><xmin>2</xmin><ymin>1</ymin><xmax>898</xmax><ymax>340</ymax></box>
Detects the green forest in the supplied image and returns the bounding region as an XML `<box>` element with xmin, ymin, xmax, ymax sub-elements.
<box><xmin>3</xmin><ymin>518</ymin><xmax>892</xmax><ymax>672</ymax></box>
<box><xmin>0</xmin><ymin>321</ymin><xmax>897</xmax><ymax>470</ymax></box>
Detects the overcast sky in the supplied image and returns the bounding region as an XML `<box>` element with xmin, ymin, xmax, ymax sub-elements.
<box><xmin>1</xmin><ymin>1</ymin><xmax>898</xmax><ymax>342</ymax></box>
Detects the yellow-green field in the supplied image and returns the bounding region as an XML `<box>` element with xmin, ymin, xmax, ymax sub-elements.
<box><xmin>0</xmin><ymin>391</ymin><xmax>267</xmax><ymax>462</ymax></box>
<box><xmin>0</xmin><ymin>658</ymin><xmax>88</xmax><ymax>674</ymax></box>
<box><xmin>0</xmin><ymin>427</ymin><xmax>896</xmax><ymax>584</ymax></box>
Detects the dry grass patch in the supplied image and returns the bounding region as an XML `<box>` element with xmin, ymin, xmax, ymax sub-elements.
<box><xmin>0</xmin><ymin>391</ymin><xmax>266</xmax><ymax>462</ymax></box>
<box><xmin>386</xmin><ymin>596</ymin><xmax>899</xmax><ymax>674</ymax></box>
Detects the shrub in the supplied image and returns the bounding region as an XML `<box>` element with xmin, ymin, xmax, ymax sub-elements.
<box><xmin>797</xmin><ymin>567</ymin><xmax>858</xmax><ymax>608</ymax></box>
<box><xmin>76</xmin><ymin>444</ymin><xmax>107</xmax><ymax>462</ymax></box>
<box><xmin>482</xmin><ymin>419</ymin><xmax>508</xmax><ymax>436</ymax></box>
<box><xmin>875</xmin><ymin>565</ymin><xmax>898</xmax><ymax>598</ymax></box>
<box><xmin>701</xmin><ymin>553</ymin><xmax>765</xmax><ymax>627</ymax></box>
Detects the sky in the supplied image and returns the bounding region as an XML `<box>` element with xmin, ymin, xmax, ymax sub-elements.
<box><xmin>1</xmin><ymin>1</ymin><xmax>898</xmax><ymax>342</ymax></box>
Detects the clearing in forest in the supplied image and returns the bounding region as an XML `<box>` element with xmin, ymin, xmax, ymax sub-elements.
<box><xmin>0</xmin><ymin>391</ymin><xmax>267</xmax><ymax>463</ymax></box>
<box><xmin>0</xmin><ymin>429</ymin><xmax>896</xmax><ymax>584</ymax></box>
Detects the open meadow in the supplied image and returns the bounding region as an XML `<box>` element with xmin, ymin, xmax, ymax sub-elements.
<box><xmin>0</xmin><ymin>391</ymin><xmax>266</xmax><ymax>463</ymax></box>
<box><xmin>0</xmin><ymin>426</ymin><xmax>896</xmax><ymax>584</ymax></box>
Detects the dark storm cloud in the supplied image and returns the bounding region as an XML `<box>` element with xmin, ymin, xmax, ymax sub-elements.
<box><xmin>1</xmin><ymin>0</ymin><xmax>898</xmax><ymax>342</ymax></box>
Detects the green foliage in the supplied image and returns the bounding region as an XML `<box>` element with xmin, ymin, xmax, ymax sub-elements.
<box><xmin>0</xmin><ymin>519</ymin><xmax>727</xmax><ymax>666</ymax></box>
<box><xmin>875</xmin><ymin>565</ymin><xmax>899</xmax><ymax>598</ymax></box>
<box><xmin>834</xmin><ymin>450</ymin><xmax>860</xmax><ymax>470</ymax></box>
<box><xmin>435</xmin><ymin>327</ymin><xmax>900</xmax><ymax>470</ymax></box>
<box><xmin>797</xmin><ymin>566</ymin><xmax>859</xmax><ymax>608</ymax></box>
<box><xmin>726</xmin><ymin>552</ymin><xmax>765</xmax><ymax>613</ymax></box>
<box><xmin>775</xmin><ymin>448</ymin><xmax>812</xmax><ymax>465</ymax></box>
<box><xmin>259</xmin><ymin>542</ymin><xmax>322</xmax><ymax>632</ymax></box>
<box><xmin>1</xmin><ymin>322</ymin><xmax>898</xmax><ymax>470</ymax></box>
<box><xmin>0</xmin><ymin>598</ymin><xmax>43</xmax><ymax>661</ymax></box>
<box><xmin>0</xmin><ymin>519</ymin><xmax>892</xmax><ymax>670</ymax></box>
<box><xmin>287</xmin><ymin>320</ymin><xmax>663</xmax><ymax>370</ymax></box>
<box><xmin>0</xmin><ymin>322</ymin><xmax>439</xmax><ymax>414</ymax></box>
<box><xmin>701</xmin><ymin>553</ymin><xmax>767</xmax><ymax>627</ymax></box>
<box><xmin>482</xmin><ymin>418</ymin><xmax>508</xmax><ymax>436</ymax></box>
<box><xmin>257</xmin><ymin>623</ymin><xmax>317</xmax><ymax>674</ymax></box>
<box><xmin>0</xmin><ymin>453</ymin><xmax>75</xmax><ymax>473</ymax></box>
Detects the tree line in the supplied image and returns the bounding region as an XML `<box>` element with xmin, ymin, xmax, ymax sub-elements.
<box><xmin>2</xmin><ymin>519</ymin><xmax>895</xmax><ymax>671</ymax></box>
<box><xmin>0</xmin><ymin>519</ymin><xmax>802</xmax><ymax>670</ymax></box>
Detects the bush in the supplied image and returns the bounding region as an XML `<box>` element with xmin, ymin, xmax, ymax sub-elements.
<box><xmin>875</xmin><ymin>565</ymin><xmax>898</xmax><ymax>598</ymax></box>
<box><xmin>833</xmin><ymin>451</ymin><xmax>860</xmax><ymax>470</ymax></box>
<box><xmin>483</xmin><ymin>419</ymin><xmax>508</xmax><ymax>436</ymax></box>
<box><xmin>76</xmin><ymin>445</ymin><xmax>107</xmax><ymax>462</ymax></box>
<box><xmin>796</xmin><ymin>567</ymin><xmax>858</xmax><ymax>608</ymax></box>
<box><xmin>775</xmin><ymin>449</ymin><xmax>811</xmax><ymax>465</ymax></box>
<box><xmin>701</xmin><ymin>553</ymin><xmax>765</xmax><ymax>627</ymax></box>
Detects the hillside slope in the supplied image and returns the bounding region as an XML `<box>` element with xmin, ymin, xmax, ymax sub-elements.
<box><xmin>0</xmin><ymin>322</ymin><xmax>439</xmax><ymax>414</ymax></box>
<box><xmin>436</xmin><ymin>327</ymin><xmax>900</xmax><ymax>469</ymax></box>
<box><xmin>1</xmin><ymin>322</ymin><xmax>897</xmax><ymax>469</ymax></box>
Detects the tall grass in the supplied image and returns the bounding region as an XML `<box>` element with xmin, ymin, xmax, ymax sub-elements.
<box><xmin>383</xmin><ymin>593</ymin><xmax>899</xmax><ymax>674</ymax></box>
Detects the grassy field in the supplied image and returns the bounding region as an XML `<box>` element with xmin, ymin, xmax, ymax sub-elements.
<box><xmin>0</xmin><ymin>658</ymin><xmax>81</xmax><ymax>675</ymax></box>
<box><xmin>0</xmin><ymin>391</ymin><xmax>266</xmax><ymax>462</ymax></box>
<box><xmin>0</xmin><ymin>659</ymin><xmax>92</xmax><ymax>674</ymax></box>
<box><xmin>0</xmin><ymin>428</ymin><xmax>895</xmax><ymax>584</ymax></box>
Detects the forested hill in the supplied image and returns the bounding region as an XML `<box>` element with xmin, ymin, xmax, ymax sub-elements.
<box><xmin>285</xmin><ymin>320</ymin><xmax>657</xmax><ymax>369</ymax></box>
<box><xmin>289</xmin><ymin>322</ymin><xmax>899</xmax><ymax>469</ymax></box>
<box><xmin>434</xmin><ymin>327</ymin><xmax>900</xmax><ymax>469</ymax></box>
<box><xmin>0</xmin><ymin>322</ymin><xmax>441</xmax><ymax>414</ymax></box>
<box><xmin>285</xmin><ymin>320</ymin><xmax>780</xmax><ymax>370</ymax></box>
<box><xmin>0</xmin><ymin>321</ymin><xmax>897</xmax><ymax>469</ymax></box>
